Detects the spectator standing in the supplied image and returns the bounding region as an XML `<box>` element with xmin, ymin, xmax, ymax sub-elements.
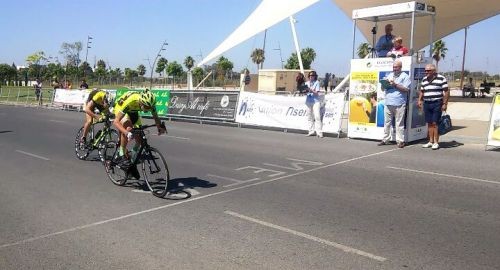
<box><xmin>34</xmin><ymin>79</ymin><xmax>42</xmax><ymax>106</ymax></box>
<box><xmin>375</xmin><ymin>24</ymin><xmax>395</xmax><ymax>58</ymax></box>
<box><xmin>323</xmin><ymin>73</ymin><xmax>330</xmax><ymax>91</ymax></box>
<box><xmin>387</xmin><ymin>36</ymin><xmax>409</xmax><ymax>58</ymax></box>
<box><xmin>296</xmin><ymin>72</ymin><xmax>306</xmax><ymax>94</ymax></box>
<box><xmin>305</xmin><ymin>71</ymin><xmax>325</xmax><ymax>138</ymax></box>
<box><xmin>328</xmin><ymin>74</ymin><xmax>336</xmax><ymax>92</ymax></box>
<box><xmin>80</xmin><ymin>79</ymin><xmax>89</xmax><ymax>89</ymax></box>
<box><xmin>418</xmin><ymin>64</ymin><xmax>449</xmax><ymax>150</ymax></box>
<box><xmin>378</xmin><ymin>60</ymin><xmax>411</xmax><ymax>148</ymax></box>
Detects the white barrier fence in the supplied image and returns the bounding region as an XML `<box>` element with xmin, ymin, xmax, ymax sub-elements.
<box><xmin>235</xmin><ymin>92</ymin><xmax>346</xmax><ymax>134</ymax></box>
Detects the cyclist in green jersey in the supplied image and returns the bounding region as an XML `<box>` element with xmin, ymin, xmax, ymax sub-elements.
<box><xmin>113</xmin><ymin>90</ymin><xmax>166</xmax><ymax>163</ymax></box>
<box><xmin>80</xmin><ymin>89</ymin><xmax>110</xmax><ymax>144</ymax></box>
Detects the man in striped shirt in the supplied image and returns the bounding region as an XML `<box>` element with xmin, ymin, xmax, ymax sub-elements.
<box><xmin>418</xmin><ymin>64</ymin><xmax>449</xmax><ymax>150</ymax></box>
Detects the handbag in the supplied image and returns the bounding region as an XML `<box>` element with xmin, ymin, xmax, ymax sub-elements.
<box><xmin>438</xmin><ymin>112</ymin><xmax>452</xmax><ymax>135</ymax></box>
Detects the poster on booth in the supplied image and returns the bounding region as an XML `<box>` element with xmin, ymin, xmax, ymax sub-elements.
<box><xmin>486</xmin><ymin>94</ymin><xmax>500</xmax><ymax>147</ymax></box>
<box><xmin>114</xmin><ymin>88</ymin><xmax>170</xmax><ymax>117</ymax></box>
<box><xmin>348</xmin><ymin>57</ymin><xmax>412</xmax><ymax>140</ymax></box>
<box><xmin>235</xmin><ymin>91</ymin><xmax>345</xmax><ymax>133</ymax></box>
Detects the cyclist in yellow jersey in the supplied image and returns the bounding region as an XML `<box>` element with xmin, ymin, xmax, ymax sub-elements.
<box><xmin>113</xmin><ymin>90</ymin><xmax>166</xmax><ymax>162</ymax></box>
<box><xmin>80</xmin><ymin>89</ymin><xmax>110</xmax><ymax>144</ymax></box>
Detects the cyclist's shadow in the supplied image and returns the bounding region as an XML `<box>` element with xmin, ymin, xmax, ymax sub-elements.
<box><xmin>126</xmin><ymin>176</ymin><xmax>217</xmax><ymax>200</ymax></box>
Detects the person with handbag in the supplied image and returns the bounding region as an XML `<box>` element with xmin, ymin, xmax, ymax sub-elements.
<box><xmin>305</xmin><ymin>71</ymin><xmax>325</xmax><ymax>138</ymax></box>
<box><xmin>418</xmin><ymin>64</ymin><xmax>450</xmax><ymax>150</ymax></box>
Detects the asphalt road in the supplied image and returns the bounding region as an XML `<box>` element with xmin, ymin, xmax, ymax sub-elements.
<box><xmin>0</xmin><ymin>105</ymin><xmax>499</xmax><ymax>270</ymax></box>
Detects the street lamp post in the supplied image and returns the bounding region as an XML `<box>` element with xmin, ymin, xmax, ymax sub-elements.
<box><xmin>149</xmin><ymin>41</ymin><xmax>168</xmax><ymax>89</ymax></box>
<box><xmin>84</xmin><ymin>36</ymin><xmax>93</xmax><ymax>79</ymax></box>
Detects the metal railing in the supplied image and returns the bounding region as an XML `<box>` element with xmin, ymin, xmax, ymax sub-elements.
<box><xmin>0</xmin><ymin>87</ymin><xmax>56</xmax><ymax>108</ymax></box>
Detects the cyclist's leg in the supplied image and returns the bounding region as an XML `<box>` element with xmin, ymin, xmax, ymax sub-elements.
<box><xmin>119</xmin><ymin>114</ymin><xmax>134</xmax><ymax>160</ymax></box>
<box><xmin>81</xmin><ymin>113</ymin><xmax>93</xmax><ymax>142</ymax></box>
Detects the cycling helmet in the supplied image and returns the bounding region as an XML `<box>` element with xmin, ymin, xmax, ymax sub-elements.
<box><xmin>140</xmin><ymin>90</ymin><xmax>156</xmax><ymax>108</ymax></box>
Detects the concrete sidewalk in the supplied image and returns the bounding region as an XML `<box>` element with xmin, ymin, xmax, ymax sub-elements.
<box><xmin>440</xmin><ymin>119</ymin><xmax>489</xmax><ymax>145</ymax></box>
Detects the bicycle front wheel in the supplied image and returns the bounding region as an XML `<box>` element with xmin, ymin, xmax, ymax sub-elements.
<box><xmin>98</xmin><ymin>129</ymin><xmax>119</xmax><ymax>163</ymax></box>
<box><xmin>142</xmin><ymin>147</ymin><xmax>170</xmax><ymax>198</ymax></box>
<box><xmin>102</xmin><ymin>139</ymin><xmax>127</xmax><ymax>186</ymax></box>
<box><xmin>75</xmin><ymin>126</ymin><xmax>92</xmax><ymax>160</ymax></box>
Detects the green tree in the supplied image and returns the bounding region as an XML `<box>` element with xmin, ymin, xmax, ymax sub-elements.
<box><xmin>137</xmin><ymin>64</ymin><xmax>146</xmax><ymax>82</ymax></box>
<box><xmin>124</xmin><ymin>68</ymin><xmax>138</xmax><ymax>86</ymax></box>
<box><xmin>216</xmin><ymin>56</ymin><xmax>234</xmax><ymax>82</ymax></box>
<box><xmin>357</xmin><ymin>43</ymin><xmax>372</xmax><ymax>59</ymax></box>
<box><xmin>26</xmin><ymin>51</ymin><xmax>47</xmax><ymax>79</ymax></box>
<box><xmin>94</xmin><ymin>59</ymin><xmax>107</xmax><ymax>85</ymax></box>
<box><xmin>284</xmin><ymin>47</ymin><xmax>316</xmax><ymax>69</ymax></box>
<box><xmin>166</xmin><ymin>61</ymin><xmax>184</xmax><ymax>89</ymax></box>
<box><xmin>192</xmin><ymin>67</ymin><xmax>205</xmax><ymax>84</ymax></box>
<box><xmin>45</xmin><ymin>63</ymin><xmax>66</xmax><ymax>82</ymax></box>
<box><xmin>183</xmin><ymin>56</ymin><xmax>195</xmax><ymax>71</ymax></box>
<box><xmin>0</xmin><ymin>64</ymin><xmax>17</xmax><ymax>85</ymax></box>
<box><xmin>79</xmin><ymin>61</ymin><xmax>93</xmax><ymax>80</ymax></box>
<box><xmin>59</xmin><ymin>42</ymin><xmax>82</xmax><ymax>66</ymax></box>
<box><xmin>432</xmin><ymin>40</ymin><xmax>448</xmax><ymax>69</ymax></box>
<box><xmin>251</xmin><ymin>48</ymin><xmax>265</xmax><ymax>71</ymax></box>
<box><xmin>156</xmin><ymin>57</ymin><xmax>168</xmax><ymax>76</ymax></box>
<box><xmin>109</xmin><ymin>68</ymin><xmax>122</xmax><ymax>84</ymax></box>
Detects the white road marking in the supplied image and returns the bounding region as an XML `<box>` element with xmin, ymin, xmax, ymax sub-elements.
<box><xmin>15</xmin><ymin>150</ymin><xmax>50</xmax><ymax>161</ymax></box>
<box><xmin>131</xmin><ymin>189</ymin><xmax>150</xmax><ymax>194</ymax></box>
<box><xmin>223</xmin><ymin>178</ymin><xmax>262</xmax><ymax>188</ymax></box>
<box><xmin>165</xmin><ymin>135</ymin><xmax>190</xmax><ymax>140</ymax></box>
<box><xmin>207</xmin><ymin>173</ymin><xmax>259</xmax><ymax>183</ymax></box>
<box><xmin>263</xmin><ymin>157</ymin><xmax>324</xmax><ymax>171</ymax></box>
<box><xmin>49</xmin><ymin>119</ymin><xmax>66</xmax><ymax>123</ymax></box>
<box><xmin>0</xmin><ymin>148</ymin><xmax>398</xmax><ymax>250</ymax></box>
<box><xmin>387</xmin><ymin>166</ymin><xmax>500</xmax><ymax>185</ymax></box>
<box><xmin>225</xmin><ymin>210</ymin><xmax>386</xmax><ymax>262</ymax></box>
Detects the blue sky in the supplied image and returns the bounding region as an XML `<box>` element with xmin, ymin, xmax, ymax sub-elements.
<box><xmin>0</xmin><ymin>0</ymin><xmax>498</xmax><ymax>77</ymax></box>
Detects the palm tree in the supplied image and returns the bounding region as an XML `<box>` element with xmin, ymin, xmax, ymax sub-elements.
<box><xmin>357</xmin><ymin>43</ymin><xmax>372</xmax><ymax>59</ymax></box>
<box><xmin>137</xmin><ymin>64</ymin><xmax>146</xmax><ymax>83</ymax></box>
<box><xmin>183</xmin><ymin>56</ymin><xmax>195</xmax><ymax>71</ymax></box>
<box><xmin>251</xmin><ymin>48</ymin><xmax>265</xmax><ymax>71</ymax></box>
<box><xmin>432</xmin><ymin>40</ymin><xmax>448</xmax><ymax>69</ymax></box>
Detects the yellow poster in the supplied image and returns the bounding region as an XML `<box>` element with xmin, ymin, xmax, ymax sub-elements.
<box><xmin>487</xmin><ymin>94</ymin><xmax>500</xmax><ymax>146</ymax></box>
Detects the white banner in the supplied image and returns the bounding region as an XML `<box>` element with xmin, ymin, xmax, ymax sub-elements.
<box><xmin>53</xmin><ymin>89</ymin><xmax>89</xmax><ymax>105</ymax></box>
<box><xmin>235</xmin><ymin>92</ymin><xmax>345</xmax><ymax>133</ymax></box>
<box><xmin>487</xmin><ymin>94</ymin><xmax>500</xmax><ymax>147</ymax></box>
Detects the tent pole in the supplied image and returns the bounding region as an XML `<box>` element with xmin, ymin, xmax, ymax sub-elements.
<box><xmin>352</xmin><ymin>20</ymin><xmax>357</xmax><ymax>59</ymax></box>
<box><xmin>289</xmin><ymin>16</ymin><xmax>304</xmax><ymax>74</ymax></box>
<box><xmin>429</xmin><ymin>14</ymin><xmax>435</xmax><ymax>58</ymax></box>
<box><xmin>410</xmin><ymin>11</ymin><xmax>415</xmax><ymax>55</ymax></box>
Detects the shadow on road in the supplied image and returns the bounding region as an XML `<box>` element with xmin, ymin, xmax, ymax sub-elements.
<box><xmin>438</xmin><ymin>140</ymin><xmax>464</xmax><ymax>149</ymax></box>
<box><xmin>0</xmin><ymin>130</ymin><xmax>13</xmax><ymax>134</ymax></box>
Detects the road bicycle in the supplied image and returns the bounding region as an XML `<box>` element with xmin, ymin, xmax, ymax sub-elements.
<box><xmin>75</xmin><ymin>116</ymin><xmax>119</xmax><ymax>162</ymax></box>
<box><xmin>102</xmin><ymin>122</ymin><xmax>171</xmax><ymax>198</ymax></box>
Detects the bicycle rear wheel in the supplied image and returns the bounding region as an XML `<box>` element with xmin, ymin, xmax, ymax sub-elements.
<box><xmin>102</xmin><ymin>141</ymin><xmax>128</xmax><ymax>186</ymax></box>
<box><xmin>75</xmin><ymin>127</ymin><xmax>92</xmax><ymax>160</ymax></box>
<box><xmin>98</xmin><ymin>129</ymin><xmax>119</xmax><ymax>163</ymax></box>
<box><xmin>142</xmin><ymin>147</ymin><xmax>170</xmax><ymax>198</ymax></box>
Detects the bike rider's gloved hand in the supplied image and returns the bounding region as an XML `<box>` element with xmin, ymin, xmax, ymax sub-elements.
<box><xmin>127</xmin><ymin>132</ymin><xmax>134</xmax><ymax>140</ymax></box>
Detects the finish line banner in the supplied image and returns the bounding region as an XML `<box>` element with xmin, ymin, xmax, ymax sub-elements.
<box><xmin>167</xmin><ymin>91</ymin><xmax>239</xmax><ymax>121</ymax></box>
<box><xmin>235</xmin><ymin>92</ymin><xmax>345</xmax><ymax>133</ymax></box>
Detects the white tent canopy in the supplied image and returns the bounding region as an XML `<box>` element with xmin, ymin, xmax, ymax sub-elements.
<box><xmin>333</xmin><ymin>0</ymin><xmax>500</xmax><ymax>51</ymax></box>
<box><xmin>199</xmin><ymin>0</ymin><xmax>500</xmax><ymax>67</ymax></box>
<box><xmin>197</xmin><ymin>0</ymin><xmax>320</xmax><ymax>67</ymax></box>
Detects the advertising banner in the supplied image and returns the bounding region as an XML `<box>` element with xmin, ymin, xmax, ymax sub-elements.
<box><xmin>168</xmin><ymin>91</ymin><xmax>239</xmax><ymax>121</ymax></box>
<box><xmin>114</xmin><ymin>88</ymin><xmax>170</xmax><ymax>117</ymax></box>
<box><xmin>348</xmin><ymin>56</ymin><xmax>427</xmax><ymax>141</ymax></box>
<box><xmin>53</xmin><ymin>89</ymin><xmax>89</xmax><ymax>105</ymax></box>
<box><xmin>235</xmin><ymin>92</ymin><xmax>345</xmax><ymax>133</ymax></box>
<box><xmin>486</xmin><ymin>94</ymin><xmax>500</xmax><ymax>147</ymax></box>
